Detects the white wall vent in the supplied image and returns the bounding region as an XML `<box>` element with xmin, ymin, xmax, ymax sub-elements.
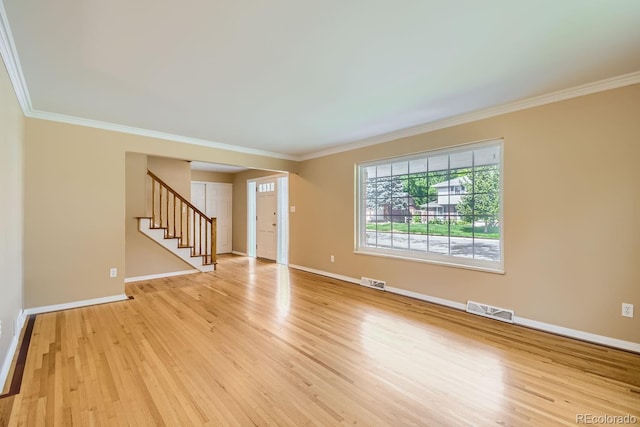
<box><xmin>360</xmin><ymin>277</ymin><xmax>386</xmax><ymax>290</ymax></box>
<box><xmin>466</xmin><ymin>301</ymin><xmax>514</xmax><ymax>323</ymax></box>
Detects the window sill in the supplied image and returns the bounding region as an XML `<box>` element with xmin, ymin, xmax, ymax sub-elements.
<box><xmin>353</xmin><ymin>249</ymin><xmax>505</xmax><ymax>275</ymax></box>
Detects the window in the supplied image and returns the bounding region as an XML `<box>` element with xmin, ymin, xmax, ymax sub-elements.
<box><xmin>258</xmin><ymin>182</ymin><xmax>275</xmax><ymax>192</ymax></box>
<box><xmin>356</xmin><ymin>139</ymin><xmax>503</xmax><ymax>272</ymax></box>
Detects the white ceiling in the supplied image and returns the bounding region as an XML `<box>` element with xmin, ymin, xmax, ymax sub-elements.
<box><xmin>2</xmin><ymin>1</ymin><xmax>640</xmax><ymax>159</ymax></box>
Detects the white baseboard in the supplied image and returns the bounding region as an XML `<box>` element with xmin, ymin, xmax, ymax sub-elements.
<box><xmin>23</xmin><ymin>294</ymin><xmax>130</xmax><ymax>316</ymax></box>
<box><xmin>513</xmin><ymin>317</ymin><xmax>640</xmax><ymax>353</ymax></box>
<box><xmin>288</xmin><ymin>264</ymin><xmax>640</xmax><ymax>353</ymax></box>
<box><xmin>288</xmin><ymin>264</ymin><xmax>360</xmax><ymax>285</ymax></box>
<box><xmin>231</xmin><ymin>251</ymin><xmax>247</xmax><ymax>256</ymax></box>
<box><xmin>385</xmin><ymin>286</ymin><xmax>467</xmax><ymax>310</ymax></box>
<box><xmin>124</xmin><ymin>269</ymin><xmax>199</xmax><ymax>283</ymax></box>
<box><xmin>0</xmin><ymin>309</ymin><xmax>25</xmax><ymax>393</ymax></box>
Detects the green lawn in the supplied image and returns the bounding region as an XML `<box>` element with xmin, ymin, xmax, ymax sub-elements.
<box><xmin>366</xmin><ymin>222</ymin><xmax>500</xmax><ymax>239</ymax></box>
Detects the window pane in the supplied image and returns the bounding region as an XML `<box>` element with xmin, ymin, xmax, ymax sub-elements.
<box><xmin>393</xmin><ymin>233</ymin><xmax>409</xmax><ymax>249</ymax></box>
<box><xmin>376</xmin><ymin>164</ymin><xmax>391</xmax><ymax>178</ymax></box>
<box><xmin>428</xmin><ymin>170</ymin><xmax>448</xmax><ymax>188</ymax></box>
<box><xmin>474</xmin><ymin>146</ymin><xmax>500</xmax><ymax>167</ymax></box>
<box><xmin>364</xmin><ymin>179</ymin><xmax>375</xmax><ymax>196</ymax></box>
<box><xmin>364</xmin><ymin>165</ymin><xmax>377</xmax><ymax>179</ymax></box>
<box><xmin>450</xmin><ymin>150</ymin><xmax>473</xmax><ymax>170</ymax></box>
<box><xmin>428</xmin><ymin>155</ymin><xmax>448</xmax><ymax>172</ymax></box>
<box><xmin>409</xmin><ymin>158</ymin><xmax>428</xmax><ymax>174</ymax></box>
<box><xmin>427</xmin><ymin>234</ymin><xmax>449</xmax><ymax>255</ymax></box>
<box><xmin>451</xmin><ymin>235</ymin><xmax>473</xmax><ymax>259</ymax></box>
<box><xmin>376</xmin><ymin>177</ymin><xmax>390</xmax><ymax>195</ymax></box>
<box><xmin>392</xmin><ymin>161</ymin><xmax>409</xmax><ymax>176</ymax></box>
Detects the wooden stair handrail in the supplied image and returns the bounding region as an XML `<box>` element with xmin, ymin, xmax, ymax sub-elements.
<box><xmin>147</xmin><ymin>170</ymin><xmax>210</xmax><ymax>221</ymax></box>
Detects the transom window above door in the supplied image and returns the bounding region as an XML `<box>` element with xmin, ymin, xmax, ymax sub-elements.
<box><xmin>258</xmin><ymin>183</ymin><xmax>275</xmax><ymax>193</ymax></box>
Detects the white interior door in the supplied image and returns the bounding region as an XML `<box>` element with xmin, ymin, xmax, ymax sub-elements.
<box><xmin>206</xmin><ymin>183</ymin><xmax>232</xmax><ymax>254</ymax></box>
<box><xmin>191</xmin><ymin>183</ymin><xmax>206</xmax><ymax>213</ymax></box>
<box><xmin>191</xmin><ymin>182</ymin><xmax>233</xmax><ymax>254</ymax></box>
<box><xmin>256</xmin><ymin>179</ymin><xmax>277</xmax><ymax>260</ymax></box>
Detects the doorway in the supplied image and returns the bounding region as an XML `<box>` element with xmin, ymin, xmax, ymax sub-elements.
<box><xmin>248</xmin><ymin>175</ymin><xmax>289</xmax><ymax>264</ymax></box>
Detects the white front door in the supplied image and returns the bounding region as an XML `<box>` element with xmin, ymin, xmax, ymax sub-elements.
<box><xmin>256</xmin><ymin>179</ymin><xmax>277</xmax><ymax>260</ymax></box>
<box><xmin>191</xmin><ymin>182</ymin><xmax>233</xmax><ymax>254</ymax></box>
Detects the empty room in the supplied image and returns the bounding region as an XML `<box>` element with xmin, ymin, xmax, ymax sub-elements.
<box><xmin>1</xmin><ymin>1</ymin><xmax>639</xmax><ymax>426</ymax></box>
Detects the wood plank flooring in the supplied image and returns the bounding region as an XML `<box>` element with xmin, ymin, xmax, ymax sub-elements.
<box><xmin>5</xmin><ymin>255</ymin><xmax>640</xmax><ymax>426</ymax></box>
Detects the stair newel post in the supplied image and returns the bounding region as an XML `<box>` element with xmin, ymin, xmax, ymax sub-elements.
<box><xmin>211</xmin><ymin>217</ymin><xmax>217</xmax><ymax>265</ymax></box>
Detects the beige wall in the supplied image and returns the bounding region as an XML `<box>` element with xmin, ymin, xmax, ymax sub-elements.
<box><xmin>232</xmin><ymin>169</ymin><xmax>285</xmax><ymax>254</ymax></box>
<box><xmin>125</xmin><ymin>153</ymin><xmax>193</xmax><ymax>278</ymax></box>
<box><xmin>0</xmin><ymin>59</ymin><xmax>24</xmax><ymax>384</ymax></box>
<box><xmin>23</xmin><ymin>119</ymin><xmax>298</xmax><ymax>309</ymax></box>
<box><xmin>24</xmin><ymin>123</ymin><xmax>127</xmax><ymax>307</ymax></box>
<box><xmin>289</xmin><ymin>84</ymin><xmax>640</xmax><ymax>343</ymax></box>
<box><xmin>147</xmin><ymin>155</ymin><xmax>192</xmax><ymax>198</ymax></box>
<box><xmin>191</xmin><ymin>170</ymin><xmax>233</xmax><ymax>183</ymax></box>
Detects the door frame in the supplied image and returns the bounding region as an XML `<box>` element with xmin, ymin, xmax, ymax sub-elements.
<box><xmin>248</xmin><ymin>174</ymin><xmax>289</xmax><ymax>265</ymax></box>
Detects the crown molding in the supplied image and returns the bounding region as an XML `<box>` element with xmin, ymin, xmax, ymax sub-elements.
<box><xmin>2</xmin><ymin>0</ymin><xmax>638</xmax><ymax>163</ymax></box>
<box><xmin>0</xmin><ymin>1</ymin><xmax>31</xmax><ymax>112</ymax></box>
<box><xmin>299</xmin><ymin>71</ymin><xmax>640</xmax><ymax>161</ymax></box>
<box><xmin>25</xmin><ymin>109</ymin><xmax>298</xmax><ymax>160</ymax></box>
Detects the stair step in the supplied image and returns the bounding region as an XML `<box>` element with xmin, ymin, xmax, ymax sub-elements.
<box><xmin>137</xmin><ymin>217</ymin><xmax>216</xmax><ymax>272</ymax></box>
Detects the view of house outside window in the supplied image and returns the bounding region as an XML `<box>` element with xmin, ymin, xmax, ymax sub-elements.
<box><xmin>356</xmin><ymin>139</ymin><xmax>503</xmax><ymax>272</ymax></box>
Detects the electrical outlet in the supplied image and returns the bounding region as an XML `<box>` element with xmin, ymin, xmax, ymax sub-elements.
<box><xmin>330</xmin><ymin>255</ymin><xmax>334</xmax><ymax>263</ymax></box>
<box><xmin>622</xmin><ymin>303</ymin><xmax>633</xmax><ymax>318</ymax></box>
<box><xmin>110</xmin><ymin>268</ymin><xmax>118</xmax><ymax>278</ymax></box>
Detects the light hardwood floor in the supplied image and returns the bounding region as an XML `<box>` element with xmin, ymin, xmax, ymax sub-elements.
<box><xmin>4</xmin><ymin>255</ymin><xmax>640</xmax><ymax>426</ymax></box>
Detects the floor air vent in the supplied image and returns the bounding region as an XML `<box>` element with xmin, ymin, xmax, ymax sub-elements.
<box><xmin>466</xmin><ymin>301</ymin><xmax>514</xmax><ymax>323</ymax></box>
<box><xmin>360</xmin><ymin>277</ymin><xmax>386</xmax><ymax>290</ymax></box>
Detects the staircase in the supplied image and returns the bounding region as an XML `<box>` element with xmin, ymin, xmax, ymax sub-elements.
<box><xmin>137</xmin><ymin>170</ymin><xmax>216</xmax><ymax>272</ymax></box>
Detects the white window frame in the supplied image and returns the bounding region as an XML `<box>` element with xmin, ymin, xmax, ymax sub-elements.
<box><xmin>355</xmin><ymin>139</ymin><xmax>504</xmax><ymax>274</ymax></box>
